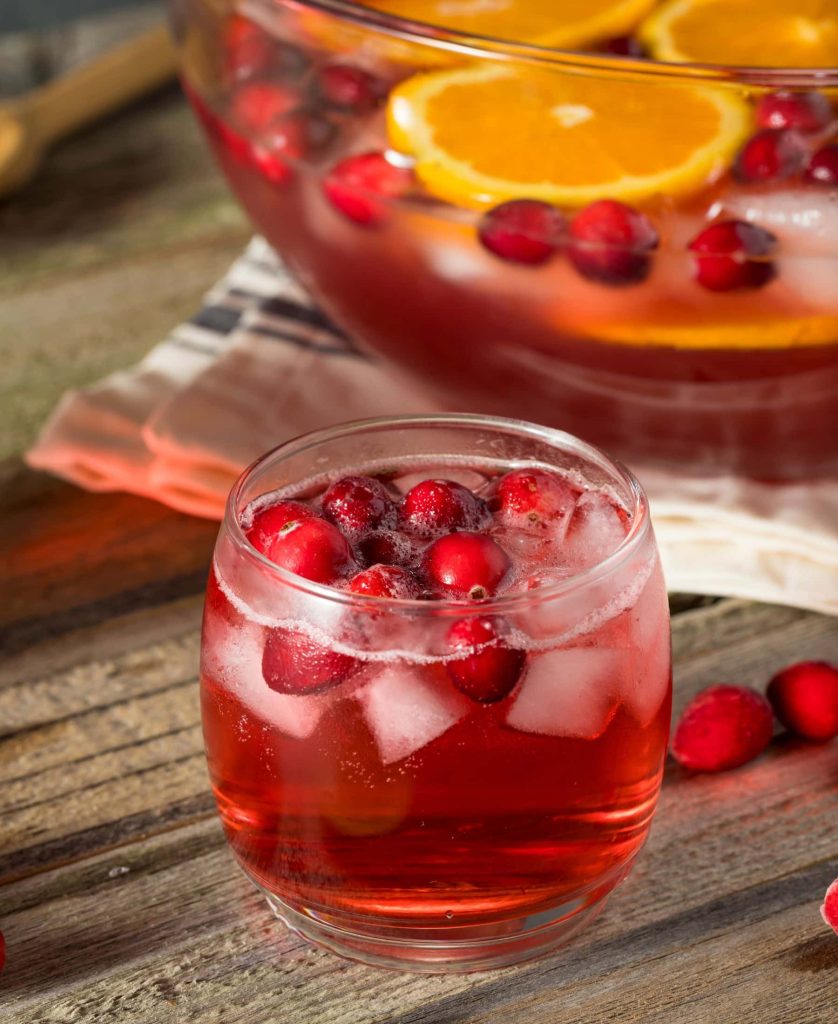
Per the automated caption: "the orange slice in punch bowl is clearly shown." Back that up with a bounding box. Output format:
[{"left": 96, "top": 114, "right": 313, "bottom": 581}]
[
  {"left": 357, "top": 0, "right": 659, "bottom": 48},
  {"left": 640, "top": 0, "right": 838, "bottom": 66},
  {"left": 387, "top": 65, "right": 752, "bottom": 209}
]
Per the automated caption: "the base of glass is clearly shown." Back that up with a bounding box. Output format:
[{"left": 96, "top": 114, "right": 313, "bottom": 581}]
[{"left": 263, "top": 885, "right": 615, "bottom": 973}]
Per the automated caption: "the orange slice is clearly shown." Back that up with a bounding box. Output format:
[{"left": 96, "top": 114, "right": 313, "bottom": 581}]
[
  {"left": 640, "top": 0, "right": 838, "bottom": 67},
  {"left": 357, "top": 0, "right": 658, "bottom": 49},
  {"left": 387, "top": 65, "right": 751, "bottom": 208}
]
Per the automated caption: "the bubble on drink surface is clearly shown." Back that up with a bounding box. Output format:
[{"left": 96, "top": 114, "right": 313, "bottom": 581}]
[
  {"left": 562, "top": 491, "right": 628, "bottom": 570},
  {"left": 359, "top": 663, "right": 470, "bottom": 765},
  {"left": 506, "top": 647, "right": 620, "bottom": 739}
]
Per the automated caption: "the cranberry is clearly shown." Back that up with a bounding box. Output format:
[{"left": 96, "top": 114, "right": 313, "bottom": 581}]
[
  {"left": 755, "top": 91, "right": 832, "bottom": 133},
  {"left": 358, "top": 529, "right": 413, "bottom": 567},
  {"left": 804, "top": 144, "right": 838, "bottom": 186},
  {"left": 568, "top": 199, "right": 658, "bottom": 285},
  {"left": 822, "top": 878, "right": 838, "bottom": 935},
  {"left": 603, "top": 35, "right": 646, "bottom": 57},
  {"left": 316, "top": 63, "right": 382, "bottom": 112},
  {"left": 671, "top": 685, "right": 774, "bottom": 772},
  {"left": 734, "top": 128, "right": 808, "bottom": 183},
  {"left": 446, "top": 616, "right": 525, "bottom": 703},
  {"left": 688, "top": 220, "right": 776, "bottom": 292},
  {"left": 767, "top": 660, "right": 838, "bottom": 742},
  {"left": 263, "top": 626, "right": 359, "bottom": 694},
  {"left": 229, "top": 80, "right": 300, "bottom": 137},
  {"left": 478, "top": 200, "right": 566, "bottom": 265},
  {"left": 400, "top": 479, "right": 488, "bottom": 536},
  {"left": 423, "top": 532, "right": 511, "bottom": 599},
  {"left": 322, "top": 475, "right": 397, "bottom": 535},
  {"left": 267, "top": 517, "right": 355, "bottom": 583},
  {"left": 323, "top": 151, "right": 415, "bottom": 226},
  {"left": 223, "top": 16, "right": 309, "bottom": 84},
  {"left": 246, "top": 500, "right": 316, "bottom": 555},
  {"left": 348, "top": 564, "right": 420, "bottom": 599},
  {"left": 494, "top": 468, "right": 580, "bottom": 524}
]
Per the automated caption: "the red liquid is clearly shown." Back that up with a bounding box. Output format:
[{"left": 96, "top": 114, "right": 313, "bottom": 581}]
[{"left": 186, "top": 82, "right": 838, "bottom": 480}]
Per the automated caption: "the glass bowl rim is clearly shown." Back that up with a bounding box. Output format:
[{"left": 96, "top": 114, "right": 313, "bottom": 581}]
[
  {"left": 249, "top": 0, "right": 838, "bottom": 85},
  {"left": 223, "top": 412, "right": 655, "bottom": 616}
]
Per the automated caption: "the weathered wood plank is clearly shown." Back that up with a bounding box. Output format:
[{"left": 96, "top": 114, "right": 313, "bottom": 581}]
[{"left": 0, "top": 591, "right": 835, "bottom": 1023}]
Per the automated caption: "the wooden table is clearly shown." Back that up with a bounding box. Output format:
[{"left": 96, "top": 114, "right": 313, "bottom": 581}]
[{"left": 2, "top": 86, "right": 838, "bottom": 1024}]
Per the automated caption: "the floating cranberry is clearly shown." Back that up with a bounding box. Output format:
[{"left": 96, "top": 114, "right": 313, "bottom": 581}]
[
  {"left": 734, "top": 128, "right": 808, "bottom": 183},
  {"left": 688, "top": 220, "right": 776, "bottom": 292},
  {"left": 223, "top": 16, "right": 309, "bottom": 84},
  {"left": 400, "top": 479, "right": 489, "bottom": 536},
  {"left": 804, "top": 144, "right": 838, "bottom": 186},
  {"left": 603, "top": 35, "right": 646, "bottom": 57},
  {"left": 671, "top": 684, "right": 774, "bottom": 772},
  {"left": 478, "top": 200, "right": 566, "bottom": 265},
  {"left": 423, "top": 532, "right": 511, "bottom": 599},
  {"left": 348, "top": 564, "right": 420, "bottom": 599},
  {"left": 322, "top": 475, "right": 397, "bottom": 535},
  {"left": 568, "top": 199, "right": 658, "bottom": 285},
  {"left": 267, "top": 517, "right": 355, "bottom": 583},
  {"left": 316, "top": 63, "right": 382, "bottom": 112},
  {"left": 358, "top": 529, "right": 414, "bottom": 567},
  {"left": 767, "top": 660, "right": 838, "bottom": 742},
  {"left": 755, "top": 91, "right": 832, "bottom": 133},
  {"left": 246, "top": 500, "right": 316, "bottom": 555},
  {"left": 822, "top": 878, "right": 838, "bottom": 935},
  {"left": 446, "top": 616, "right": 525, "bottom": 703},
  {"left": 229, "top": 80, "right": 300, "bottom": 136},
  {"left": 263, "top": 626, "right": 359, "bottom": 694},
  {"left": 323, "top": 151, "right": 415, "bottom": 226},
  {"left": 494, "top": 468, "right": 580, "bottom": 524}
]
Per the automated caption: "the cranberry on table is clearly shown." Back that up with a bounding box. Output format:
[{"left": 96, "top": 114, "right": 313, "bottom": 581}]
[
  {"left": 400, "top": 479, "right": 488, "bottom": 536},
  {"left": 734, "top": 128, "right": 808, "bottom": 183},
  {"left": 478, "top": 200, "right": 566, "bottom": 265},
  {"left": 316, "top": 63, "right": 382, "bottom": 113},
  {"left": 823, "top": 878, "right": 838, "bottom": 935},
  {"left": 568, "top": 199, "right": 659, "bottom": 285},
  {"left": 767, "top": 661, "right": 838, "bottom": 741},
  {"left": 423, "top": 532, "right": 511, "bottom": 599},
  {"left": 323, "top": 151, "right": 415, "bottom": 227},
  {"left": 755, "top": 91, "right": 832, "bottom": 133},
  {"left": 267, "top": 517, "right": 355, "bottom": 583},
  {"left": 494, "top": 468, "right": 579, "bottom": 524},
  {"left": 348, "top": 564, "right": 421, "bottom": 599},
  {"left": 688, "top": 220, "right": 776, "bottom": 292},
  {"left": 804, "top": 144, "right": 838, "bottom": 186},
  {"left": 446, "top": 616, "right": 526, "bottom": 703},
  {"left": 262, "top": 627, "right": 359, "bottom": 694},
  {"left": 671, "top": 684, "right": 774, "bottom": 772}
]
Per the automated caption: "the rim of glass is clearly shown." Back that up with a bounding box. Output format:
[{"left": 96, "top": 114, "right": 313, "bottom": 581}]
[
  {"left": 253, "top": 0, "right": 838, "bottom": 85},
  {"left": 224, "top": 413, "right": 653, "bottom": 615}
]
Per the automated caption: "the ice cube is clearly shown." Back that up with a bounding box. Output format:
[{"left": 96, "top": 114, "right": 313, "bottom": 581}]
[
  {"left": 359, "top": 663, "right": 470, "bottom": 765},
  {"left": 204, "top": 616, "right": 331, "bottom": 740},
  {"left": 506, "top": 647, "right": 620, "bottom": 739},
  {"left": 563, "top": 491, "right": 627, "bottom": 570},
  {"left": 390, "top": 467, "right": 490, "bottom": 496},
  {"left": 621, "top": 563, "right": 672, "bottom": 726}
]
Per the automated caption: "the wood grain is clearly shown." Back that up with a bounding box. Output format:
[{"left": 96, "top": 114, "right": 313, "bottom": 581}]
[{"left": 1, "top": 525, "right": 836, "bottom": 1022}]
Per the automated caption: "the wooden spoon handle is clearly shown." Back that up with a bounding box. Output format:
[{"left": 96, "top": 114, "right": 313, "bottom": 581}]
[{"left": 24, "top": 24, "right": 179, "bottom": 147}]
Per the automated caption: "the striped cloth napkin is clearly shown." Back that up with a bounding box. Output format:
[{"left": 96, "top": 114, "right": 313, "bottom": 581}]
[{"left": 26, "top": 238, "right": 838, "bottom": 614}]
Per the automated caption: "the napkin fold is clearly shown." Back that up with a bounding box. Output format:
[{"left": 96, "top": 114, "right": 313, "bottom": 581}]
[{"left": 27, "top": 238, "right": 838, "bottom": 614}]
